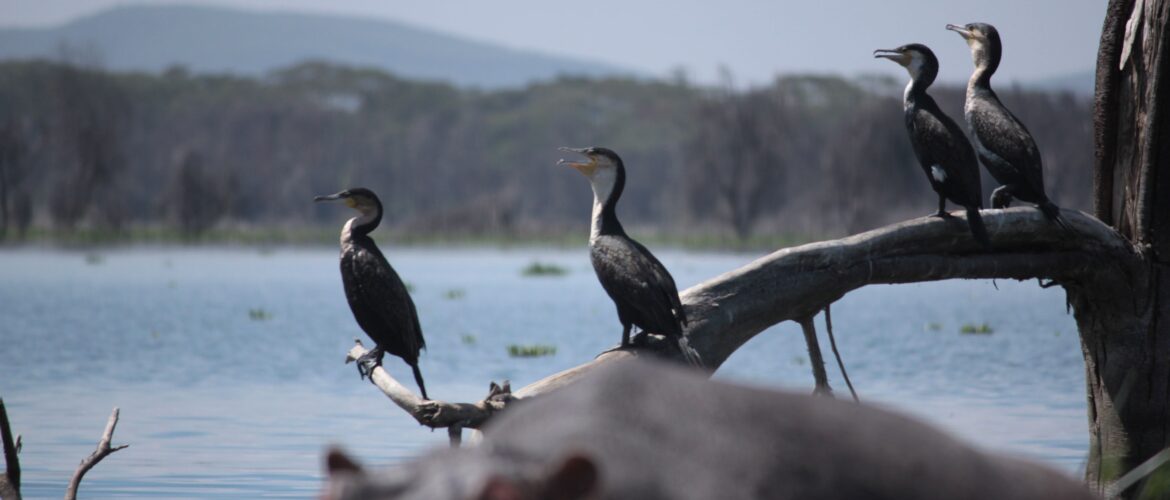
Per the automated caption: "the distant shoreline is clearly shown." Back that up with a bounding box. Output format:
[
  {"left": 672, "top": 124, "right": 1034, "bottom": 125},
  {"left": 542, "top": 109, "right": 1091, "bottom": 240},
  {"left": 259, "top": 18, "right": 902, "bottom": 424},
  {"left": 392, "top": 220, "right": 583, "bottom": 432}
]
[{"left": 0, "top": 226, "right": 815, "bottom": 253}]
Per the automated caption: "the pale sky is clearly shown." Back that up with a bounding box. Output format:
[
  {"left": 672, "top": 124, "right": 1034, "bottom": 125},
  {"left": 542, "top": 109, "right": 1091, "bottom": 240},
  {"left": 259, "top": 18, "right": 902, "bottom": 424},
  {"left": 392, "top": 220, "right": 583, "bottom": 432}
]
[{"left": 6, "top": 1, "right": 1106, "bottom": 85}]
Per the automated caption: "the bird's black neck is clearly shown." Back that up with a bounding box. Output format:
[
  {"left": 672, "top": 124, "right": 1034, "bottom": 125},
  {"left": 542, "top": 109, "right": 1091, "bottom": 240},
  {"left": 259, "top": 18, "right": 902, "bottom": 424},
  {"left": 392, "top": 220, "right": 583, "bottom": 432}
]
[{"left": 591, "top": 165, "right": 626, "bottom": 239}]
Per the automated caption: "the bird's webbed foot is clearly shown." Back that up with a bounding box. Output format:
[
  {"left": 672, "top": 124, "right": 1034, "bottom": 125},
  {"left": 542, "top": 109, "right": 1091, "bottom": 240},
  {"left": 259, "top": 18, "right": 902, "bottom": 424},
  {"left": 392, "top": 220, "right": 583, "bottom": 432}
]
[
  {"left": 931, "top": 210, "right": 955, "bottom": 219},
  {"left": 356, "top": 347, "right": 385, "bottom": 381}
]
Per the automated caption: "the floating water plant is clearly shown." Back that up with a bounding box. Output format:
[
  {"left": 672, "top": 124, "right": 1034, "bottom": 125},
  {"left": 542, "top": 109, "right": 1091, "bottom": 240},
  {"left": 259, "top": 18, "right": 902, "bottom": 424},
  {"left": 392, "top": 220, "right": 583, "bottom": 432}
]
[
  {"left": 248, "top": 308, "right": 272, "bottom": 321},
  {"left": 960, "top": 322, "right": 993, "bottom": 334},
  {"left": 461, "top": 334, "right": 477, "bottom": 345},
  {"left": 443, "top": 288, "right": 466, "bottom": 300},
  {"left": 507, "top": 344, "right": 556, "bottom": 358},
  {"left": 521, "top": 261, "right": 568, "bottom": 277}
]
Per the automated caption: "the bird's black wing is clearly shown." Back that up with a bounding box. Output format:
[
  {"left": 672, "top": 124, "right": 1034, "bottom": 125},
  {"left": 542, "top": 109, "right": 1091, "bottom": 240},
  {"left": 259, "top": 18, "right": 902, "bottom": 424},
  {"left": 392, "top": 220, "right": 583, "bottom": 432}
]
[
  {"left": 908, "top": 98, "right": 983, "bottom": 208},
  {"left": 590, "top": 236, "right": 684, "bottom": 336},
  {"left": 968, "top": 95, "right": 1045, "bottom": 195},
  {"left": 344, "top": 241, "right": 425, "bottom": 360},
  {"left": 628, "top": 238, "right": 688, "bottom": 327}
]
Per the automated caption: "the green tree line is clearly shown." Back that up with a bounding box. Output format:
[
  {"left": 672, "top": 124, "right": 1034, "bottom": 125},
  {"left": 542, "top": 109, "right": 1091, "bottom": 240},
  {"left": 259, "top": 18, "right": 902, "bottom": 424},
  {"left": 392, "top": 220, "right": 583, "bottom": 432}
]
[{"left": 0, "top": 60, "right": 1092, "bottom": 244}]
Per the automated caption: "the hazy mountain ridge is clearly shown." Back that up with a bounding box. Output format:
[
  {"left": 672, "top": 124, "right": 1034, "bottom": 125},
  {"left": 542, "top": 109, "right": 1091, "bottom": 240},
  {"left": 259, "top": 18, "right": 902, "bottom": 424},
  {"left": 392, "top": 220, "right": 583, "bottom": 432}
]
[{"left": 0, "top": 4, "right": 634, "bottom": 88}]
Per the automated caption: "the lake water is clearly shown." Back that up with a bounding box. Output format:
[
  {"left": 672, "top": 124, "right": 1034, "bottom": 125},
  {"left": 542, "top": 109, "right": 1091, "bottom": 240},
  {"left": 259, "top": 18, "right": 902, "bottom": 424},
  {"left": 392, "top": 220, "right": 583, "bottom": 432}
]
[{"left": 0, "top": 246, "right": 1086, "bottom": 498}]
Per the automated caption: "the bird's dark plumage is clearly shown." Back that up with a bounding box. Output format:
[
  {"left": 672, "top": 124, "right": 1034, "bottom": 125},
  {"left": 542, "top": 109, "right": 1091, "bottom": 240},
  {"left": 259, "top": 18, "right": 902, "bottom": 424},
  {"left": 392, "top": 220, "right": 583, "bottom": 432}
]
[
  {"left": 948, "top": 22, "right": 1066, "bottom": 228},
  {"left": 875, "top": 44, "right": 990, "bottom": 247},
  {"left": 315, "top": 187, "right": 429, "bottom": 399},
  {"left": 560, "top": 147, "right": 701, "bottom": 366}
]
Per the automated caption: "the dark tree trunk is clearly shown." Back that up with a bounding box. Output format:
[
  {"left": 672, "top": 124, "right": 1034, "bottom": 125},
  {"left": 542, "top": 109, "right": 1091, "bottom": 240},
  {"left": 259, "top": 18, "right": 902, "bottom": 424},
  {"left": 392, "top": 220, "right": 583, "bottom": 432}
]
[{"left": 1082, "top": 0, "right": 1170, "bottom": 495}]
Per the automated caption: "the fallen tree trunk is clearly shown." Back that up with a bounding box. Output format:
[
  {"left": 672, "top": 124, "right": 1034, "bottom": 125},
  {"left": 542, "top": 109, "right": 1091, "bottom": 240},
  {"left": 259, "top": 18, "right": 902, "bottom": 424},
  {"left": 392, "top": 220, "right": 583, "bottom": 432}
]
[{"left": 352, "top": 207, "right": 1134, "bottom": 425}]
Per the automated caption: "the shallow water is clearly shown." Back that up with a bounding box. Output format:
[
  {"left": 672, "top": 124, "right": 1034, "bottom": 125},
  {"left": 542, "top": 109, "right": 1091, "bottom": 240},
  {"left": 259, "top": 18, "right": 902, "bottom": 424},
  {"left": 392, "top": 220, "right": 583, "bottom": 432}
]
[{"left": 0, "top": 246, "right": 1085, "bottom": 498}]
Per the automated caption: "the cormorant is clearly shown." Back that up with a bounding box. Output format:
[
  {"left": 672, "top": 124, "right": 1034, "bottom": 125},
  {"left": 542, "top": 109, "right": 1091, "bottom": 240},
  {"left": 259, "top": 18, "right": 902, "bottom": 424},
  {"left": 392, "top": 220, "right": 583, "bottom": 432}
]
[
  {"left": 947, "top": 23, "right": 1067, "bottom": 226},
  {"left": 558, "top": 147, "right": 702, "bottom": 366},
  {"left": 874, "top": 44, "right": 990, "bottom": 247},
  {"left": 315, "top": 188, "right": 428, "bottom": 399}
]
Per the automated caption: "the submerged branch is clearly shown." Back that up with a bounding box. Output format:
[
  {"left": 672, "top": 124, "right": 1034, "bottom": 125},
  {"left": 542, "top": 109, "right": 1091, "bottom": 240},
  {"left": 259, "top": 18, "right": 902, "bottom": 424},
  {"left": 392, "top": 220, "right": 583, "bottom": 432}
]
[
  {"left": 349, "top": 208, "right": 1134, "bottom": 429},
  {"left": 65, "top": 408, "right": 128, "bottom": 500}
]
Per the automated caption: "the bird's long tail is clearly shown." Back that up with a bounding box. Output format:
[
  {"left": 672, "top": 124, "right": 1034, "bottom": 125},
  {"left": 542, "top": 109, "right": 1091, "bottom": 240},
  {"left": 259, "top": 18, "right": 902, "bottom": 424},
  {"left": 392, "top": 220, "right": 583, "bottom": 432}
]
[
  {"left": 677, "top": 336, "right": 703, "bottom": 368},
  {"left": 411, "top": 363, "right": 429, "bottom": 400},
  {"left": 1039, "top": 201, "right": 1073, "bottom": 232},
  {"left": 966, "top": 206, "right": 991, "bottom": 248}
]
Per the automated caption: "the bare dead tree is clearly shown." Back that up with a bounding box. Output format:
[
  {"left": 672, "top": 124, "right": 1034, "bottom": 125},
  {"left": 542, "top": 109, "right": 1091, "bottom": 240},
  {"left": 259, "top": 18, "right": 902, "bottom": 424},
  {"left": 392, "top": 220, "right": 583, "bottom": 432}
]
[{"left": 684, "top": 70, "right": 789, "bottom": 241}]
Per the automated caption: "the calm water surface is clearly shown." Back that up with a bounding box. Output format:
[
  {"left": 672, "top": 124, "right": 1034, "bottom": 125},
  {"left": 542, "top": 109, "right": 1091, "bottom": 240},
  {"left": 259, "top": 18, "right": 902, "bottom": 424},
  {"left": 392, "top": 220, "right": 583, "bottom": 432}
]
[{"left": 0, "top": 247, "right": 1085, "bottom": 498}]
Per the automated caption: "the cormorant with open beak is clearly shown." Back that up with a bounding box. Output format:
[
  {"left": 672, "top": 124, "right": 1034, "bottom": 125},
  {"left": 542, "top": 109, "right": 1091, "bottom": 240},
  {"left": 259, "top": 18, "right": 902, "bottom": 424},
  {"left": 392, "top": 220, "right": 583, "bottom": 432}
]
[
  {"left": 874, "top": 44, "right": 990, "bottom": 247},
  {"left": 315, "top": 188, "right": 429, "bottom": 399},
  {"left": 559, "top": 147, "right": 702, "bottom": 367},
  {"left": 947, "top": 23, "right": 1067, "bottom": 227}
]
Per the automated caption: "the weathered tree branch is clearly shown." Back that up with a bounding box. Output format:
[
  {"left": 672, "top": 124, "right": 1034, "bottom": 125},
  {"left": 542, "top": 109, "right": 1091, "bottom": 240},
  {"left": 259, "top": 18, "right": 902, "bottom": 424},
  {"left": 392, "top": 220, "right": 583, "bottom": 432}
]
[
  {"left": 348, "top": 208, "right": 1134, "bottom": 432},
  {"left": 65, "top": 408, "right": 128, "bottom": 500},
  {"left": 345, "top": 342, "right": 513, "bottom": 432},
  {"left": 0, "top": 399, "right": 19, "bottom": 500}
]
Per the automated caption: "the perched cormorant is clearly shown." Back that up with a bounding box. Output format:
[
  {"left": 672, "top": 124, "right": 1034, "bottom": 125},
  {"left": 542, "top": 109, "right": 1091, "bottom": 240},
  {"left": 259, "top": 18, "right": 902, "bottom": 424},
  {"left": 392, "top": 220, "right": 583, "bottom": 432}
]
[
  {"left": 315, "top": 188, "right": 428, "bottom": 399},
  {"left": 558, "top": 147, "right": 702, "bottom": 366},
  {"left": 874, "top": 44, "right": 990, "bottom": 247},
  {"left": 947, "top": 23, "right": 1066, "bottom": 226}
]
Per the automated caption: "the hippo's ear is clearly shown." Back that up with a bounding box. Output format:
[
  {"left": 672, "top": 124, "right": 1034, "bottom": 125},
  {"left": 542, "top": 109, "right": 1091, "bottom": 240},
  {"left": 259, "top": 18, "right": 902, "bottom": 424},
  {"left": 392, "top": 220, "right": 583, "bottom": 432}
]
[
  {"left": 540, "top": 452, "right": 598, "bottom": 500},
  {"left": 325, "top": 447, "right": 364, "bottom": 476}
]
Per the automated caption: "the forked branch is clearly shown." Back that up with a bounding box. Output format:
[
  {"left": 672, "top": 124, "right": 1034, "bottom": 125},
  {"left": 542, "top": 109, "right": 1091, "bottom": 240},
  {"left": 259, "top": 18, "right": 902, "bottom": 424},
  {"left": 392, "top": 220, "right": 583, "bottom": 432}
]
[{"left": 65, "top": 408, "right": 128, "bottom": 500}]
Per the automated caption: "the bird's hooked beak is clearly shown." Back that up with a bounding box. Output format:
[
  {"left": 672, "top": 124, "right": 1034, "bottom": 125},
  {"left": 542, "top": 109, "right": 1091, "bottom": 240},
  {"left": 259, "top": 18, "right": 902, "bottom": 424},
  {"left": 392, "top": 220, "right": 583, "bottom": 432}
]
[
  {"left": 314, "top": 191, "right": 356, "bottom": 208},
  {"left": 557, "top": 147, "right": 598, "bottom": 177},
  {"left": 873, "top": 49, "right": 909, "bottom": 66},
  {"left": 946, "top": 24, "right": 973, "bottom": 40}
]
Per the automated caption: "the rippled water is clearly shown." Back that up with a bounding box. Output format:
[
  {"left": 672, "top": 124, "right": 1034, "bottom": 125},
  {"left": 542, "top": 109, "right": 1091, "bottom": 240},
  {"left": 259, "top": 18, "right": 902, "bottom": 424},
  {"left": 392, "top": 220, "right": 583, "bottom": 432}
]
[{"left": 0, "top": 247, "right": 1085, "bottom": 498}]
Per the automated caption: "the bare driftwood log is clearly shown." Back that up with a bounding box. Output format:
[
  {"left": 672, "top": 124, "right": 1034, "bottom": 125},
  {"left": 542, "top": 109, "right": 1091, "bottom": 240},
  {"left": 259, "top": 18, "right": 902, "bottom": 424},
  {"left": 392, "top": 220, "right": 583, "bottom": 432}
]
[
  {"left": 64, "top": 408, "right": 127, "bottom": 500},
  {"left": 347, "top": 208, "right": 1133, "bottom": 431}
]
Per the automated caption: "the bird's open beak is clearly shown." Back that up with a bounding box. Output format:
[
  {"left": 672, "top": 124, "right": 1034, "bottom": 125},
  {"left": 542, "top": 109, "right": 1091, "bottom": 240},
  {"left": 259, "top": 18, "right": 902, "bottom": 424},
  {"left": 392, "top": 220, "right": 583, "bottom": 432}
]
[
  {"left": 314, "top": 192, "right": 345, "bottom": 203},
  {"left": 873, "top": 49, "right": 908, "bottom": 65},
  {"left": 557, "top": 147, "right": 597, "bottom": 177},
  {"left": 946, "top": 24, "right": 973, "bottom": 39}
]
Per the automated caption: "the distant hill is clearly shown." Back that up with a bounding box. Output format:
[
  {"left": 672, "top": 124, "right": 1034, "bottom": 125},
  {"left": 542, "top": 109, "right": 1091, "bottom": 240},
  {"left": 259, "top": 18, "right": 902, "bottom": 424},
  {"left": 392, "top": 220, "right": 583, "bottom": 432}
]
[{"left": 0, "top": 4, "right": 634, "bottom": 88}]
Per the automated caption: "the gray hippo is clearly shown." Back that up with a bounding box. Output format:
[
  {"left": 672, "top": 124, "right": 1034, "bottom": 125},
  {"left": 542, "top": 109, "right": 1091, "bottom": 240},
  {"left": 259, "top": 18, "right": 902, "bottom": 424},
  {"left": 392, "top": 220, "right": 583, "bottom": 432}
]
[{"left": 323, "top": 359, "right": 1095, "bottom": 500}]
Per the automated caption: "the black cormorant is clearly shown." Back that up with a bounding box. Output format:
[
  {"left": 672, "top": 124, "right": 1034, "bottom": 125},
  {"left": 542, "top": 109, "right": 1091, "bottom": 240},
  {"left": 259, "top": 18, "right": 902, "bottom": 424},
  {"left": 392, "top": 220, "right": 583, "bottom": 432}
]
[
  {"left": 315, "top": 188, "right": 428, "bottom": 399},
  {"left": 947, "top": 23, "right": 1066, "bottom": 226},
  {"left": 874, "top": 44, "right": 990, "bottom": 247},
  {"left": 558, "top": 147, "right": 702, "bottom": 366}
]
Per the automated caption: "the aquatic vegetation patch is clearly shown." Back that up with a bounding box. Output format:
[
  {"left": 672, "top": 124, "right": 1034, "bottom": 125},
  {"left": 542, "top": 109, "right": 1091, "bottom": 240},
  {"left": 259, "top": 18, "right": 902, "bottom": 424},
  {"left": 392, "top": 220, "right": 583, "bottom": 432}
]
[
  {"left": 959, "top": 322, "right": 993, "bottom": 334},
  {"left": 521, "top": 261, "right": 568, "bottom": 277},
  {"left": 248, "top": 308, "right": 273, "bottom": 321},
  {"left": 507, "top": 344, "right": 557, "bottom": 358}
]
